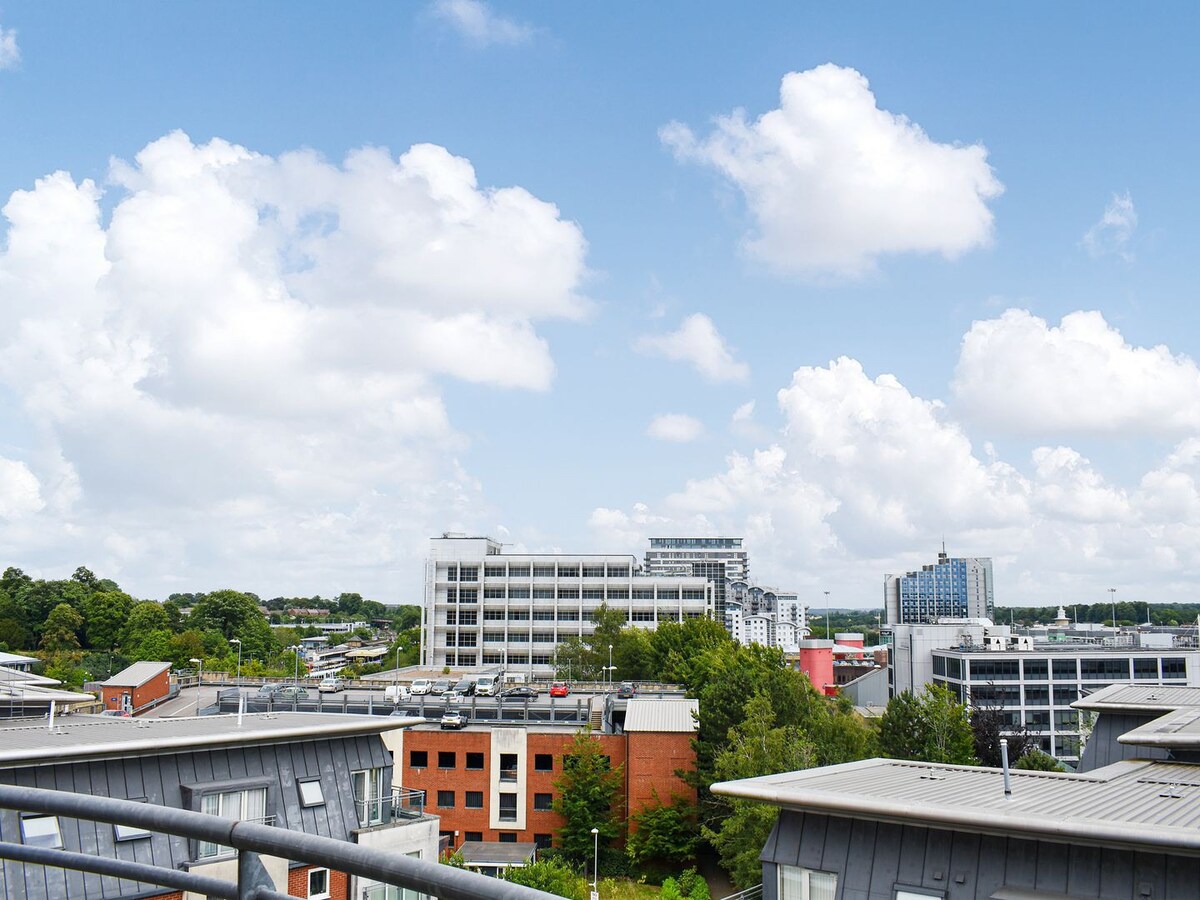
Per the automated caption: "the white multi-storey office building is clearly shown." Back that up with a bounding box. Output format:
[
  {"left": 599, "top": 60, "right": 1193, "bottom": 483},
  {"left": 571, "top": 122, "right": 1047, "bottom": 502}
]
[
  {"left": 644, "top": 536, "right": 747, "bottom": 624},
  {"left": 423, "top": 534, "right": 714, "bottom": 673}
]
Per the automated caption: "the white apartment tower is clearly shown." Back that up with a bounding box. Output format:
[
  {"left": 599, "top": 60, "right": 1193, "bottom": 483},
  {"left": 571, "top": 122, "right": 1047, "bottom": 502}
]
[
  {"left": 644, "top": 537, "right": 748, "bottom": 625},
  {"left": 423, "top": 534, "right": 715, "bottom": 673}
]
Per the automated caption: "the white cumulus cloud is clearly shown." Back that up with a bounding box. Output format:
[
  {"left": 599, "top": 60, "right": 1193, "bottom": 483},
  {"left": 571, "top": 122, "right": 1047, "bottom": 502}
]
[
  {"left": 953, "top": 309, "right": 1200, "bottom": 436},
  {"left": 0, "top": 24, "right": 18, "bottom": 70},
  {"left": 0, "top": 131, "right": 588, "bottom": 597},
  {"left": 1082, "top": 192, "right": 1137, "bottom": 260},
  {"left": 661, "top": 63, "right": 1003, "bottom": 278},
  {"left": 430, "top": 0, "right": 534, "bottom": 46},
  {"left": 647, "top": 414, "right": 705, "bottom": 443},
  {"left": 634, "top": 313, "right": 750, "bottom": 383}
]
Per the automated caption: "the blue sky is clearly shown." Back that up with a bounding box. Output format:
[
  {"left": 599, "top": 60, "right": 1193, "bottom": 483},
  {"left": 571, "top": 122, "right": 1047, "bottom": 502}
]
[{"left": 1, "top": 3, "right": 1199, "bottom": 608}]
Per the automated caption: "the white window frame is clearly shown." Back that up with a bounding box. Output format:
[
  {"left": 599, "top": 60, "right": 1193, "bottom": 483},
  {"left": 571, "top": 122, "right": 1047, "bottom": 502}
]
[
  {"left": 197, "top": 787, "right": 268, "bottom": 860},
  {"left": 307, "top": 866, "right": 330, "bottom": 899},
  {"left": 298, "top": 779, "right": 325, "bottom": 808},
  {"left": 778, "top": 864, "right": 837, "bottom": 900},
  {"left": 21, "top": 814, "right": 63, "bottom": 849}
]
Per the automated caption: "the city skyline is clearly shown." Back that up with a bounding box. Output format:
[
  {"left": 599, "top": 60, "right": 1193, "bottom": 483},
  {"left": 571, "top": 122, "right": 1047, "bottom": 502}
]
[{"left": 1, "top": 5, "right": 1199, "bottom": 607}]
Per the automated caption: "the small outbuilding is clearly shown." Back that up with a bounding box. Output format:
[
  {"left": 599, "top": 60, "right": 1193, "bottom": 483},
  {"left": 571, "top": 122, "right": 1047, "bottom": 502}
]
[{"left": 100, "top": 661, "right": 172, "bottom": 715}]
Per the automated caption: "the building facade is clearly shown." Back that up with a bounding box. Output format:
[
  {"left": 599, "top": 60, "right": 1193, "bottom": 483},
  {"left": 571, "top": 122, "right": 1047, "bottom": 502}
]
[
  {"left": 725, "top": 581, "right": 808, "bottom": 651},
  {"left": 394, "top": 699, "right": 698, "bottom": 850},
  {"left": 884, "top": 548, "right": 994, "bottom": 624},
  {"left": 644, "top": 536, "right": 747, "bottom": 624},
  {"left": 0, "top": 713, "right": 437, "bottom": 900},
  {"left": 423, "top": 535, "right": 714, "bottom": 673},
  {"left": 716, "top": 755, "right": 1200, "bottom": 900}
]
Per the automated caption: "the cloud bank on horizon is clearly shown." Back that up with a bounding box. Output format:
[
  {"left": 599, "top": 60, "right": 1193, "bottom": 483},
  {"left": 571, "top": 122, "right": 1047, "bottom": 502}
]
[{"left": 0, "top": 43, "right": 1195, "bottom": 608}]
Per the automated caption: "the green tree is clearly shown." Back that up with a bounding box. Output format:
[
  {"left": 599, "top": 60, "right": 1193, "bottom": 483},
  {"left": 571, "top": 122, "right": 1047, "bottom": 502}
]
[
  {"left": 552, "top": 729, "right": 624, "bottom": 865},
  {"left": 625, "top": 792, "right": 699, "bottom": 867},
  {"left": 502, "top": 858, "right": 586, "bottom": 899},
  {"left": 1016, "top": 749, "right": 1065, "bottom": 772},
  {"left": 879, "top": 685, "right": 976, "bottom": 765},
  {"left": 81, "top": 590, "right": 135, "bottom": 651},
  {"left": 660, "top": 878, "right": 682, "bottom": 900},
  {"left": 703, "top": 692, "right": 818, "bottom": 887},
  {"left": 41, "top": 603, "right": 84, "bottom": 652},
  {"left": 970, "top": 704, "right": 1032, "bottom": 767},
  {"left": 188, "top": 589, "right": 276, "bottom": 658}
]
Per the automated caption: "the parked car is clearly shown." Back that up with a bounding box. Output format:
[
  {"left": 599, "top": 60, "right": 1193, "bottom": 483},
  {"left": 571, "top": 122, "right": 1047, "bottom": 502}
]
[
  {"left": 549, "top": 682, "right": 570, "bottom": 698},
  {"left": 440, "top": 710, "right": 467, "bottom": 729},
  {"left": 617, "top": 682, "right": 637, "bottom": 699},
  {"left": 453, "top": 676, "right": 476, "bottom": 696},
  {"left": 410, "top": 678, "right": 433, "bottom": 696},
  {"left": 99, "top": 708, "right": 131, "bottom": 718},
  {"left": 431, "top": 678, "right": 453, "bottom": 694},
  {"left": 275, "top": 685, "right": 309, "bottom": 701},
  {"left": 318, "top": 676, "right": 346, "bottom": 694},
  {"left": 500, "top": 686, "right": 539, "bottom": 701},
  {"left": 385, "top": 684, "right": 411, "bottom": 703},
  {"left": 441, "top": 690, "right": 461, "bottom": 705},
  {"left": 255, "top": 683, "right": 282, "bottom": 699}
]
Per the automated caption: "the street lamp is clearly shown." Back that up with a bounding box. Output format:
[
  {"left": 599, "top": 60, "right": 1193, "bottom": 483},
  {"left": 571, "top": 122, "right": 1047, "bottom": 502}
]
[
  {"left": 608, "top": 645, "right": 613, "bottom": 688},
  {"left": 1108, "top": 587, "right": 1118, "bottom": 631},
  {"left": 230, "top": 638, "right": 242, "bottom": 686},
  {"left": 824, "top": 591, "right": 831, "bottom": 640},
  {"left": 591, "top": 826, "right": 599, "bottom": 895},
  {"left": 189, "top": 658, "right": 203, "bottom": 713},
  {"left": 394, "top": 644, "right": 402, "bottom": 695}
]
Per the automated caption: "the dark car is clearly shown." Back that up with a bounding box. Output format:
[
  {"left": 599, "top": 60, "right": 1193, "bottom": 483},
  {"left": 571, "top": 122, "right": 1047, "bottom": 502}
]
[
  {"left": 617, "top": 682, "right": 637, "bottom": 699},
  {"left": 453, "top": 676, "right": 476, "bottom": 696},
  {"left": 500, "top": 686, "right": 539, "bottom": 701}
]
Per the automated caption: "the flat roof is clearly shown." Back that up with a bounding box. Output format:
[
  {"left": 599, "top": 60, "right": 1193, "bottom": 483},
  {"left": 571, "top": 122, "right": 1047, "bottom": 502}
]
[
  {"left": 624, "top": 698, "right": 699, "bottom": 733},
  {"left": 1118, "top": 708, "right": 1200, "bottom": 749},
  {"left": 1073, "top": 684, "right": 1200, "bottom": 713},
  {"left": 0, "top": 651, "right": 38, "bottom": 665},
  {"left": 102, "top": 660, "right": 172, "bottom": 688},
  {"left": 713, "top": 757, "right": 1200, "bottom": 855},
  {"left": 0, "top": 712, "right": 423, "bottom": 766},
  {"left": 457, "top": 841, "right": 537, "bottom": 866}
]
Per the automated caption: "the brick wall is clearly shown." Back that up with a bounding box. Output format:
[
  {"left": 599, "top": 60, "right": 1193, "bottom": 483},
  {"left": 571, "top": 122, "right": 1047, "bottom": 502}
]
[
  {"left": 287, "top": 864, "right": 350, "bottom": 900},
  {"left": 398, "top": 727, "right": 694, "bottom": 848}
]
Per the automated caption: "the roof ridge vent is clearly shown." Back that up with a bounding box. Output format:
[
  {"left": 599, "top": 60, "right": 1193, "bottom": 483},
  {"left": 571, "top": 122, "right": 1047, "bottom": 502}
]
[{"left": 1159, "top": 784, "right": 1184, "bottom": 799}]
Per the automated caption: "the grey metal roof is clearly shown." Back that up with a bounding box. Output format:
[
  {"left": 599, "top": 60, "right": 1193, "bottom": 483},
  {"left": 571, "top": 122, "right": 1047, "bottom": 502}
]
[
  {"left": 457, "top": 841, "right": 537, "bottom": 866},
  {"left": 101, "top": 660, "right": 172, "bottom": 687},
  {"left": 623, "top": 698, "right": 699, "bottom": 732},
  {"left": 0, "top": 651, "right": 37, "bottom": 666},
  {"left": 713, "top": 757, "right": 1200, "bottom": 855},
  {"left": 1118, "top": 708, "right": 1200, "bottom": 749},
  {"left": 0, "top": 712, "right": 423, "bottom": 765},
  {"left": 1073, "top": 683, "right": 1200, "bottom": 713}
]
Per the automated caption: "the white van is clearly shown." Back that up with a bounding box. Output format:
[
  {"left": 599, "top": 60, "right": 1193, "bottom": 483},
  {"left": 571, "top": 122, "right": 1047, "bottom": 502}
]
[
  {"left": 474, "top": 673, "right": 503, "bottom": 696},
  {"left": 385, "top": 684, "right": 411, "bottom": 703}
]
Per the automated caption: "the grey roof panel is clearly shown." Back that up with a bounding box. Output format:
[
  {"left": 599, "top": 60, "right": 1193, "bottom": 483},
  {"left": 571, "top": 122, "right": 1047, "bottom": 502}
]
[
  {"left": 1073, "top": 684, "right": 1200, "bottom": 713},
  {"left": 1118, "top": 708, "right": 1200, "bottom": 749},
  {"left": 623, "top": 698, "right": 699, "bottom": 732},
  {"left": 713, "top": 757, "right": 1200, "bottom": 855},
  {"left": 101, "top": 661, "right": 173, "bottom": 688},
  {"left": 457, "top": 841, "right": 537, "bottom": 865},
  {"left": 0, "top": 712, "right": 422, "bottom": 765}
]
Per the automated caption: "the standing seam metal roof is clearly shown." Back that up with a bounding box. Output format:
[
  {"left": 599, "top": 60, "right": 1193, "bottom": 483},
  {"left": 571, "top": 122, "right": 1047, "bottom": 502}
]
[
  {"left": 623, "top": 698, "right": 699, "bottom": 732},
  {"left": 712, "top": 757, "right": 1200, "bottom": 854},
  {"left": 101, "top": 660, "right": 172, "bottom": 688}
]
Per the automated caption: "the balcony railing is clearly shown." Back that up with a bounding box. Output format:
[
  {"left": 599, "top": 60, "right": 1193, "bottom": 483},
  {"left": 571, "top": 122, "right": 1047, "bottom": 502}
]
[
  {"left": 499, "top": 768, "right": 518, "bottom": 783},
  {"left": 354, "top": 788, "right": 427, "bottom": 828},
  {"left": 0, "top": 784, "right": 556, "bottom": 900}
]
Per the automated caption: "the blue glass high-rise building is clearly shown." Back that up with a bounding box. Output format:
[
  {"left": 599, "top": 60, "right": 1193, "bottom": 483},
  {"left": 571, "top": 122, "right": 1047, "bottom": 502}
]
[{"left": 884, "top": 548, "right": 994, "bottom": 624}]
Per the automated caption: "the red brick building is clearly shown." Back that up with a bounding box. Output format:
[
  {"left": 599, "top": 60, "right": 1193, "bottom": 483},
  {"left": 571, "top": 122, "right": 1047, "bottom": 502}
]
[
  {"left": 396, "top": 698, "right": 699, "bottom": 851},
  {"left": 100, "top": 661, "right": 173, "bottom": 714}
]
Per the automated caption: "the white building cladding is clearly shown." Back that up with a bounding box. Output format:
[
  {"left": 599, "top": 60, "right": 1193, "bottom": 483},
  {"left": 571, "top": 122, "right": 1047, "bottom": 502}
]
[
  {"left": 644, "top": 536, "right": 747, "bottom": 624},
  {"left": 725, "top": 581, "right": 809, "bottom": 652},
  {"left": 423, "top": 534, "right": 714, "bottom": 672}
]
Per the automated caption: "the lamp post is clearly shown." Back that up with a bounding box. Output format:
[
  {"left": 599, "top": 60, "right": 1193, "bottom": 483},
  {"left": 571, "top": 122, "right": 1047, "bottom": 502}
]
[
  {"left": 294, "top": 648, "right": 301, "bottom": 685},
  {"left": 608, "top": 645, "right": 613, "bottom": 689},
  {"left": 230, "top": 638, "right": 242, "bottom": 686},
  {"left": 394, "top": 644, "right": 402, "bottom": 694},
  {"left": 591, "top": 826, "right": 599, "bottom": 896},
  {"left": 189, "top": 658, "right": 203, "bottom": 713},
  {"left": 1108, "top": 587, "right": 1118, "bottom": 631},
  {"left": 824, "top": 591, "right": 831, "bottom": 640}
]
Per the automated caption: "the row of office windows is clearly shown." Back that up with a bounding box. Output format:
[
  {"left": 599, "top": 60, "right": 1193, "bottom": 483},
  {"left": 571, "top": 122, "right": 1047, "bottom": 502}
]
[
  {"left": 434, "top": 790, "right": 556, "bottom": 813},
  {"left": 444, "top": 564, "right": 637, "bottom": 581},
  {"left": 444, "top": 652, "right": 556, "bottom": 666},
  {"left": 933, "top": 655, "right": 1189, "bottom": 681},
  {"left": 410, "top": 750, "right": 557, "bottom": 771},
  {"left": 445, "top": 588, "right": 705, "bottom": 604}
]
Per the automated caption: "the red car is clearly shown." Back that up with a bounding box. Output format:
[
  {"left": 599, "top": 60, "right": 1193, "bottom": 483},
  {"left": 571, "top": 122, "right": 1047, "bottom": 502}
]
[{"left": 549, "top": 681, "right": 570, "bottom": 697}]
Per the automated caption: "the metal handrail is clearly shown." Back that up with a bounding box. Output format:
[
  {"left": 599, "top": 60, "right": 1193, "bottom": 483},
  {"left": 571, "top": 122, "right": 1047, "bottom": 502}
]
[{"left": 0, "top": 784, "right": 558, "bottom": 900}]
